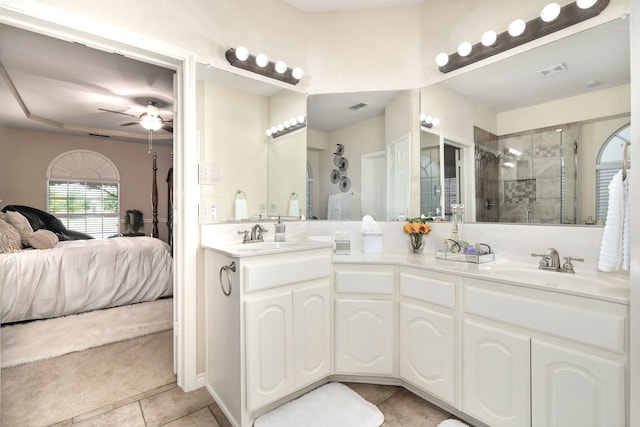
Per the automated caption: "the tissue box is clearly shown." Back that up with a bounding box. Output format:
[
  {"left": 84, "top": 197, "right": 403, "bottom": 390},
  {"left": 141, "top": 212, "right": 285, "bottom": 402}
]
[
  {"left": 361, "top": 231, "right": 383, "bottom": 253},
  {"left": 335, "top": 239, "right": 351, "bottom": 255}
]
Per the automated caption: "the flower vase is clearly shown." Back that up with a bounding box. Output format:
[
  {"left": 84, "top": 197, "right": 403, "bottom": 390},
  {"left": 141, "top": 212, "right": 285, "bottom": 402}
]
[{"left": 408, "top": 234, "right": 425, "bottom": 254}]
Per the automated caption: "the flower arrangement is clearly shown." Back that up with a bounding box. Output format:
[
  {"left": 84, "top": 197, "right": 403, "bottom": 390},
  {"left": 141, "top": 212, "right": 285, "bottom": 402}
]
[{"left": 403, "top": 217, "right": 432, "bottom": 254}]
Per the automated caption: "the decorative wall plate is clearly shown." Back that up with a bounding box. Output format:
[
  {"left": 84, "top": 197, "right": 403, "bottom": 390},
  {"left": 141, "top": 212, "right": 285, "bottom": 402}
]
[
  {"left": 330, "top": 169, "right": 341, "bottom": 184},
  {"left": 338, "top": 157, "right": 349, "bottom": 172},
  {"left": 335, "top": 144, "right": 344, "bottom": 156},
  {"left": 339, "top": 176, "right": 351, "bottom": 192},
  {"left": 334, "top": 154, "right": 343, "bottom": 166}
]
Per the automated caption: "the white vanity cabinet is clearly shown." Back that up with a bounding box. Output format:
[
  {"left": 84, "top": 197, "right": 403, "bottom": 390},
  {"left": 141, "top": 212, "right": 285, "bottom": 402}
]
[
  {"left": 334, "top": 264, "right": 395, "bottom": 376},
  {"left": 461, "top": 277, "right": 628, "bottom": 427},
  {"left": 397, "top": 268, "right": 457, "bottom": 406},
  {"left": 205, "top": 247, "right": 332, "bottom": 427}
]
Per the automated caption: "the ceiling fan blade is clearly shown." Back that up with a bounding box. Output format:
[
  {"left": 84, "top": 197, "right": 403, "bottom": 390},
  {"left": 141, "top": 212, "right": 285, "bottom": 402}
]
[
  {"left": 162, "top": 123, "right": 173, "bottom": 133},
  {"left": 98, "top": 108, "right": 139, "bottom": 119},
  {"left": 120, "top": 122, "right": 140, "bottom": 126}
]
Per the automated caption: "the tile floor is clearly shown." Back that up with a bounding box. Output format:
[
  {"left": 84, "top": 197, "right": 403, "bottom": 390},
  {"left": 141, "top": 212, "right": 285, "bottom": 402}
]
[{"left": 50, "top": 381, "right": 457, "bottom": 426}]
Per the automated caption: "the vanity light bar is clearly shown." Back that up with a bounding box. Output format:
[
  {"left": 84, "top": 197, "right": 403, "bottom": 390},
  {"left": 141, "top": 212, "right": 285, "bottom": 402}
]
[
  {"left": 266, "top": 115, "right": 306, "bottom": 139},
  {"left": 436, "top": 0, "right": 609, "bottom": 74},
  {"left": 225, "top": 47, "right": 304, "bottom": 85},
  {"left": 420, "top": 113, "right": 440, "bottom": 128}
]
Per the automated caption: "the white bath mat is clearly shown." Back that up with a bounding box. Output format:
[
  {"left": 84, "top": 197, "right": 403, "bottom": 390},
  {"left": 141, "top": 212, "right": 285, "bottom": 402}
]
[
  {"left": 254, "top": 382, "right": 384, "bottom": 427},
  {"left": 1, "top": 298, "right": 172, "bottom": 368}
]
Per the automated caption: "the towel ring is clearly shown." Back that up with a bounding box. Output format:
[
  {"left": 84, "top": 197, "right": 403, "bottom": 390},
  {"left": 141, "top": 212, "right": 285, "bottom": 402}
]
[
  {"left": 219, "top": 261, "right": 236, "bottom": 296},
  {"left": 235, "top": 190, "right": 246, "bottom": 200}
]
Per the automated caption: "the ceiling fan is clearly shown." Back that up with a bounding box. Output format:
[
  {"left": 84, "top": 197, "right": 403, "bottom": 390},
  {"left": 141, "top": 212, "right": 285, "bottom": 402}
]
[{"left": 98, "top": 101, "right": 173, "bottom": 133}]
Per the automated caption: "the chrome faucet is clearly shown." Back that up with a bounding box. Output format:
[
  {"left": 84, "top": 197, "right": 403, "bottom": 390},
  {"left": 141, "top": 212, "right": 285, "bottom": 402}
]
[
  {"left": 531, "top": 248, "right": 583, "bottom": 273},
  {"left": 237, "top": 224, "right": 268, "bottom": 243}
]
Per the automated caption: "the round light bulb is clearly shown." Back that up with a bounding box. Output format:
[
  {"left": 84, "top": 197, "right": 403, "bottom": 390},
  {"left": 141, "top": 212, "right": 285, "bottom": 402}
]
[
  {"left": 508, "top": 19, "right": 526, "bottom": 37},
  {"left": 419, "top": 113, "right": 426, "bottom": 122},
  {"left": 297, "top": 115, "right": 305, "bottom": 123},
  {"left": 277, "top": 124, "right": 284, "bottom": 132},
  {"left": 425, "top": 115, "right": 433, "bottom": 124},
  {"left": 481, "top": 30, "right": 497, "bottom": 47},
  {"left": 283, "top": 120, "right": 291, "bottom": 128},
  {"left": 435, "top": 52, "right": 449, "bottom": 67},
  {"left": 256, "top": 53, "right": 269, "bottom": 67},
  {"left": 432, "top": 118, "right": 440, "bottom": 127},
  {"left": 271, "top": 126, "right": 278, "bottom": 134},
  {"left": 576, "top": 0, "right": 597, "bottom": 9},
  {"left": 235, "top": 46, "right": 249, "bottom": 61},
  {"left": 292, "top": 67, "right": 304, "bottom": 80},
  {"left": 540, "top": 3, "right": 561, "bottom": 22},
  {"left": 275, "top": 60, "right": 287, "bottom": 74},
  {"left": 457, "top": 42, "right": 472, "bottom": 57},
  {"left": 266, "top": 129, "right": 272, "bottom": 136}
]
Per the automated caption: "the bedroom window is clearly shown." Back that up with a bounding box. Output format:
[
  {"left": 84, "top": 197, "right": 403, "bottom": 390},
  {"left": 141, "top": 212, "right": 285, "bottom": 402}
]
[{"left": 47, "top": 150, "right": 120, "bottom": 239}]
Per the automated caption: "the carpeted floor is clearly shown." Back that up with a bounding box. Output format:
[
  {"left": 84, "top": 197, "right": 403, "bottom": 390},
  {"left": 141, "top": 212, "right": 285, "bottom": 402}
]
[{"left": 1, "top": 330, "right": 176, "bottom": 427}]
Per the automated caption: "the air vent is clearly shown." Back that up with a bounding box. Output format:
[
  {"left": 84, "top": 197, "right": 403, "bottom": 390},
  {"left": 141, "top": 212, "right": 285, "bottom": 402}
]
[
  {"left": 537, "top": 62, "right": 568, "bottom": 77},
  {"left": 348, "top": 102, "right": 368, "bottom": 111}
]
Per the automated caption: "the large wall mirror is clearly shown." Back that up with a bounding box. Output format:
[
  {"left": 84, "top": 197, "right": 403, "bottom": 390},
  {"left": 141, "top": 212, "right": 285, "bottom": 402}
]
[
  {"left": 420, "top": 17, "right": 630, "bottom": 225},
  {"left": 306, "top": 89, "right": 419, "bottom": 221},
  {"left": 196, "top": 65, "right": 307, "bottom": 223}
]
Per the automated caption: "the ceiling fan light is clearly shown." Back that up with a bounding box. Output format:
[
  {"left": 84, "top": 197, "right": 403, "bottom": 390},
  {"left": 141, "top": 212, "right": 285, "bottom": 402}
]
[
  {"left": 576, "top": 0, "right": 597, "bottom": 9},
  {"left": 508, "top": 19, "right": 526, "bottom": 37},
  {"left": 140, "top": 116, "right": 162, "bottom": 131},
  {"left": 541, "top": 3, "right": 561, "bottom": 22},
  {"left": 146, "top": 102, "right": 159, "bottom": 117}
]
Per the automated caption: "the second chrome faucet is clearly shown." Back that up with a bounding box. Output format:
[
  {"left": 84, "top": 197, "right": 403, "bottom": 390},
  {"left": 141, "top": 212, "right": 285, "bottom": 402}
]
[{"left": 531, "top": 248, "right": 583, "bottom": 273}]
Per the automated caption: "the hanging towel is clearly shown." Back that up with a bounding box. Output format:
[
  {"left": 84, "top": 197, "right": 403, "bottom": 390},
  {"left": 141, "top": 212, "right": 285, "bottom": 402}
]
[
  {"left": 288, "top": 199, "right": 300, "bottom": 217},
  {"left": 598, "top": 169, "right": 630, "bottom": 272},
  {"left": 328, "top": 193, "right": 353, "bottom": 220},
  {"left": 234, "top": 198, "right": 248, "bottom": 221}
]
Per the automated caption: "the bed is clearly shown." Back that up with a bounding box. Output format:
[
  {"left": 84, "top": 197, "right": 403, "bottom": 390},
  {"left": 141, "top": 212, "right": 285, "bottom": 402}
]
[
  {"left": 0, "top": 154, "right": 173, "bottom": 324},
  {"left": 0, "top": 237, "right": 173, "bottom": 323}
]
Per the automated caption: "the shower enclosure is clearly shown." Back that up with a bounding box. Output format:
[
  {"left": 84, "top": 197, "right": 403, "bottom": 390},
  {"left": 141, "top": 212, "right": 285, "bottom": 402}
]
[{"left": 475, "top": 123, "right": 578, "bottom": 224}]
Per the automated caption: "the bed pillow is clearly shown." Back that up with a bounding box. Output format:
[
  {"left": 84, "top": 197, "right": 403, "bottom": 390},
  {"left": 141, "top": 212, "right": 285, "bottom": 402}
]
[
  {"left": 0, "top": 218, "right": 22, "bottom": 253},
  {"left": 26, "top": 229, "right": 59, "bottom": 249},
  {"left": 4, "top": 210, "right": 34, "bottom": 247}
]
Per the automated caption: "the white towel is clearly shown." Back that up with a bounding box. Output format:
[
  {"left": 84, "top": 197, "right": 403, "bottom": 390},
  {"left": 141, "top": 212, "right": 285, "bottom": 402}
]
[
  {"left": 598, "top": 169, "right": 630, "bottom": 272},
  {"left": 288, "top": 199, "right": 300, "bottom": 217},
  {"left": 328, "top": 193, "right": 353, "bottom": 220},
  {"left": 234, "top": 198, "right": 248, "bottom": 221}
]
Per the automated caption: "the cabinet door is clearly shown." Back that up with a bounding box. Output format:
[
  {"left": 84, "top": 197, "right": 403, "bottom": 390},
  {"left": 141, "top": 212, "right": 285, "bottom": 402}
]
[
  {"left": 463, "top": 318, "right": 531, "bottom": 427},
  {"left": 335, "top": 299, "right": 394, "bottom": 375},
  {"left": 531, "top": 340, "right": 625, "bottom": 427},
  {"left": 245, "top": 291, "right": 293, "bottom": 412},
  {"left": 399, "top": 301, "right": 455, "bottom": 405},
  {"left": 293, "top": 281, "right": 331, "bottom": 388}
]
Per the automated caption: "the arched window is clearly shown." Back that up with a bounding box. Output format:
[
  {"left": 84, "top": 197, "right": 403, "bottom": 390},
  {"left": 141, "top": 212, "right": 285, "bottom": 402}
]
[
  {"left": 47, "top": 150, "right": 120, "bottom": 239},
  {"left": 595, "top": 123, "right": 631, "bottom": 222}
]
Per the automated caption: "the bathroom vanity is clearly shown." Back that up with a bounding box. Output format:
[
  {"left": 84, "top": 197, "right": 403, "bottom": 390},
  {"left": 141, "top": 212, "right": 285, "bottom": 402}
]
[{"left": 203, "top": 236, "right": 629, "bottom": 427}]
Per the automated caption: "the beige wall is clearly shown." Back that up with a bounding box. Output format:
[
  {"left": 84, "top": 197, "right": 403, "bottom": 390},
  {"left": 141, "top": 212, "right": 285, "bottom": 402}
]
[{"left": 0, "top": 127, "right": 173, "bottom": 242}]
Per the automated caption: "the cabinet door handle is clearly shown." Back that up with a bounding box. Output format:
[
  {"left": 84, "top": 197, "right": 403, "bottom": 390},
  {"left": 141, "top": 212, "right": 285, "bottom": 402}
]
[{"left": 219, "top": 262, "right": 236, "bottom": 296}]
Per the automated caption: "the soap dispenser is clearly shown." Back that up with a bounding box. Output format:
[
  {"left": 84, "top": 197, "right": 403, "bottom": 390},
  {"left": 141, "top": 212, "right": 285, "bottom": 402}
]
[{"left": 275, "top": 216, "right": 286, "bottom": 242}]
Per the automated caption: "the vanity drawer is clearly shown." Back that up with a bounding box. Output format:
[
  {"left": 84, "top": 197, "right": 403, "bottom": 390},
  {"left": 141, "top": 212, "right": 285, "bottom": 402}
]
[
  {"left": 463, "top": 278, "right": 626, "bottom": 353},
  {"left": 399, "top": 272, "right": 456, "bottom": 308},
  {"left": 335, "top": 269, "right": 395, "bottom": 294},
  {"left": 243, "top": 250, "right": 331, "bottom": 292}
]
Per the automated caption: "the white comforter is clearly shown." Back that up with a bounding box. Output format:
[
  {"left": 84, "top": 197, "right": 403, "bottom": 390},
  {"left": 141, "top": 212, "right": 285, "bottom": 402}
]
[{"left": 1, "top": 237, "right": 173, "bottom": 323}]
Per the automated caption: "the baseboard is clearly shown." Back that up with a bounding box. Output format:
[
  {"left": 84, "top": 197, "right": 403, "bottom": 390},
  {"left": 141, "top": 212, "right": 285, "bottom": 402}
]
[{"left": 196, "top": 372, "right": 207, "bottom": 389}]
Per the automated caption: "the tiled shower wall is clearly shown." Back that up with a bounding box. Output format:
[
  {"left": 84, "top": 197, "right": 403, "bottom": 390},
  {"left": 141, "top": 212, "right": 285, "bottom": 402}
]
[{"left": 475, "top": 123, "right": 578, "bottom": 224}]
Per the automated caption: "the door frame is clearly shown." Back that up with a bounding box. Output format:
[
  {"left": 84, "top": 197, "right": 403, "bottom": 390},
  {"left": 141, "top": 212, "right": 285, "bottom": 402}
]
[{"left": 0, "top": 1, "right": 200, "bottom": 391}]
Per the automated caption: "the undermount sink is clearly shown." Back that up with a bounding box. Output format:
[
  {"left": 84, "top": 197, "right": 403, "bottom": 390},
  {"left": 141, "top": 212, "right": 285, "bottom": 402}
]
[
  {"left": 218, "top": 239, "right": 333, "bottom": 257},
  {"left": 488, "top": 266, "right": 627, "bottom": 289},
  {"left": 232, "top": 241, "right": 305, "bottom": 252}
]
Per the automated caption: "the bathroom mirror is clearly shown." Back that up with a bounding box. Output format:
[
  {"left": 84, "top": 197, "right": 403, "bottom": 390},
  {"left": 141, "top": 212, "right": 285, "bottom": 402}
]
[
  {"left": 420, "top": 17, "right": 630, "bottom": 225},
  {"left": 306, "top": 89, "right": 418, "bottom": 221},
  {"left": 196, "top": 64, "right": 306, "bottom": 222}
]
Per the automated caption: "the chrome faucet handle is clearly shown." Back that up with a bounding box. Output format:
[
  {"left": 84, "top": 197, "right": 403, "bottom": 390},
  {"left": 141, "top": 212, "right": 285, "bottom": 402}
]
[
  {"left": 237, "top": 230, "right": 250, "bottom": 243},
  {"left": 562, "top": 256, "right": 584, "bottom": 273},
  {"left": 531, "top": 253, "right": 550, "bottom": 268},
  {"left": 256, "top": 225, "right": 268, "bottom": 240}
]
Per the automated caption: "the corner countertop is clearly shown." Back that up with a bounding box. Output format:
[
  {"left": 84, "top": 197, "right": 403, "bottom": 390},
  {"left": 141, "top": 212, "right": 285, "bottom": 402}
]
[{"left": 333, "top": 250, "right": 630, "bottom": 305}]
